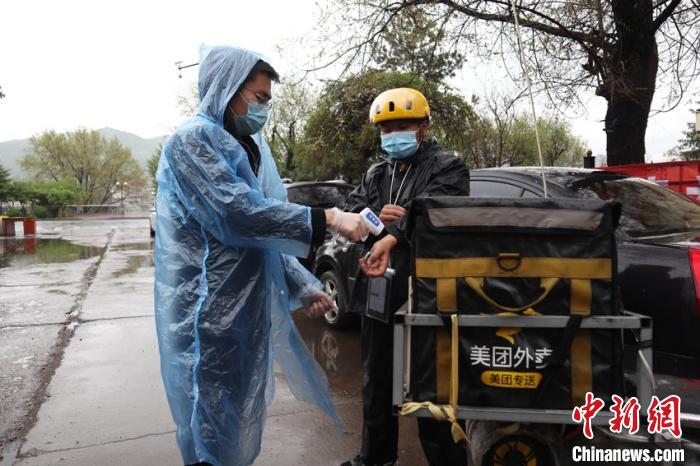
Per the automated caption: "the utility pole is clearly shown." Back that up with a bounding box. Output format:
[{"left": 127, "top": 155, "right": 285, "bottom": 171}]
[
  {"left": 116, "top": 180, "right": 128, "bottom": 215},
  {"left": 175, "top": 61, "right": 199, "bottom": 79}
]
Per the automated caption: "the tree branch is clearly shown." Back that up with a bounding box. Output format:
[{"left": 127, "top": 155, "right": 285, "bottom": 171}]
[
  {"left": 653, "top": 0, "right": 682, "bottom": 31},
  {"left": 431, "top": 0, "right": 598, "bottom": 47}
]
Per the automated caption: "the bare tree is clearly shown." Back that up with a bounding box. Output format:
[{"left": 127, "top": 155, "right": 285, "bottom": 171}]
[
  {"left": 265, "top": 80, "right": 317, "bottom": 176},
  {"left": 485, "top": 93, "right": 521, "bottom": 167},
  {"left": 452, "top": 92, "right": 586, "bottom": 168},
  {"left": 176, "top": 81, "right": 199, "bottom": 117},
  {"left": 314, "top": 0, "right": 700, "bottom": 166}
]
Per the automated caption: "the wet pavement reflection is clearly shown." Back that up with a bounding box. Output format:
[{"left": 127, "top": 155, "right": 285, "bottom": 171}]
[
  {"left": 295, "top": 314, "right": 362, "bottom": 400},
  {"left": 291, "top": 314, "right": 426, "bottom": 465},
  {"left": 110, "top": 243, "right": 154, "bottom": 278},
  {"left": 110, "top": 242, "right": 154, "bottom": 252},
  {"left": 0, "top": 238, "right": 104, "bottom": 269}
]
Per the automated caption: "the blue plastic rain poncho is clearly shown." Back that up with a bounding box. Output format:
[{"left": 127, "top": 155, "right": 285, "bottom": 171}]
[{"left": 154, "top": 46, "right": 339, "bottom": 466}]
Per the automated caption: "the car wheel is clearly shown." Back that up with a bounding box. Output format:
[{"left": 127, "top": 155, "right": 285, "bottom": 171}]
[{"left": 319, "top": 270, "right": 354, "bottom": 330}]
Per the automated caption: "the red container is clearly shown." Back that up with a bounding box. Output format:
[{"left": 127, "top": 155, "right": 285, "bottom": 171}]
[
  {"left": 0, "top": 217, "right": 37, "bottom": 236},
  {"left": 23, "top": 218, "right": 36, "bottom": 235},
  {"left": 1, "top": 218, "right": 16, "bottom": 236},
  {"left": 600, "top": 161, "right": 700, "bottom": 202}
]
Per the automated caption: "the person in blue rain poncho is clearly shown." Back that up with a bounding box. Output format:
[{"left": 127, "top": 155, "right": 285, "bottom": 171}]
[{"left": 154, "top": 45, "right": 369, "bottom": 466}]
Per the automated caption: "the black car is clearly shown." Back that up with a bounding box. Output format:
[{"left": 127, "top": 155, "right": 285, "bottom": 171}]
[
  {"left": 313, "top": 168, "right": 700, "bottom": 378},
  {"left": 284, "top": 180, "right": 360, "bottom": 328},
  {"left": 285, "top": 180, "right": 354, "bottom": 209},
  {"left": 284, "top": 180, "right": 354, "bottom": 271}
]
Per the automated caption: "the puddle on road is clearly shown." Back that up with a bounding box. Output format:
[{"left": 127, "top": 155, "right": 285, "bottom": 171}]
[
  {"left": 112, "top": 253, "right": 155, "bottom": 277},
  {"left": 110, "top": 242, "right": 154, "bottom": 277},
  {"left": 294, "top": 314, "right": 362, "bottom": 397},
  {"left": 0, "top": 238, "right": 104, "bottom": 269},
  {"left": 110, "top": 241, "right": 154, "bottom": 252}
]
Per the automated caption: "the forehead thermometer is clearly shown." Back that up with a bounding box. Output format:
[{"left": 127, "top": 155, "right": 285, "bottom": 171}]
[
  {"left": 360, "top": 207, "right": 385, "bottom": 237},
  {"left": 331, "top": 207, "right": 385, "bottom": 247}
]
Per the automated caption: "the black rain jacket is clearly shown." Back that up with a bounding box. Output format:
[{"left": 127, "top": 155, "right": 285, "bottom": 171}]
[{"left": 346, "top": 138, "right": 470, "bottom": 314}]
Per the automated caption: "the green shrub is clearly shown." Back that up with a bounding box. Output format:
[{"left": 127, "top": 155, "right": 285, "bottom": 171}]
[
  {"left": 5, "top": 207, "right": 23, "bottom": 217},
  {"left": 32, "top": 205, "right": 50, "bottom": 218}
]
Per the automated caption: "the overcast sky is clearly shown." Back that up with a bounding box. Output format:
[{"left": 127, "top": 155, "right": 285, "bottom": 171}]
[
  {"left": 1, "top": 0, "right": 696, "bottom": 162},
  {"left": 0, "top": 0, "right": 319, "bottom": 140}
]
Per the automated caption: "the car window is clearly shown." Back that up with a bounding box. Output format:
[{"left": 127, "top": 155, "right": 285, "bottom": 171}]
[
  {"left": 572, "top": 178, "right": 700, "bottom": 237},
  {"left": 286, "top": 185, "right": 353, "bottom": 208},
  {"left": 470, "top": 180, "right": 525, "bottom": 198}
]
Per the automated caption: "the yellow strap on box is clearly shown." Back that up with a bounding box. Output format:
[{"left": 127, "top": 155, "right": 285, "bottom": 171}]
[
  {"left": 401, "top": 314, "right": 468, "bottom": 445},
  {"left": 399, "top": 314, "right": 469, "bottom": 443},
  {"left": 399, "top": 402, "right": 468, "bottom": 444},
  {"left": 436, "top": 327, "right": 451, "bottom": 402},
  {"left": 429, "top": 257, "right": 610, "bottom": 314},
  {"left": 416, "top": 257, "right": 612, "bottom": 280},
  {"left": 571, "top": 330, "right": 592, "bottom": 405},
  {"left": 449, "top": 314, "right": 459, "bottom": 410},
  {"left": 464, "top": 276, "right": 560, "bottom": 313},
  {"left": 436, "top": 278, "right": 457, "bottom": 313},
  {"left": 570, "top": 279, "right": 593, "bottom": 405},
  {"left": 570, "top": 279, "right": 592, "bottom": 316}
]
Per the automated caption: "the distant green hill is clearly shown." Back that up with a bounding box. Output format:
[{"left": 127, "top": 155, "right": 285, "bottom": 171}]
[{"left": 0, "top": 128, "right": 166, "bottom": 179}]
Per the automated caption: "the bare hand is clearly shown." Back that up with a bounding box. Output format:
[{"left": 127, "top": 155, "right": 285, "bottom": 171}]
[
  {"left": 378, "top": 204, "right": 406, "bottom": 225},
  {"left": 302, "top": 292, "right": 336, "bottom": 318},
  {"left": 359, "top": 235, "right": 398, "bottom": 277}
]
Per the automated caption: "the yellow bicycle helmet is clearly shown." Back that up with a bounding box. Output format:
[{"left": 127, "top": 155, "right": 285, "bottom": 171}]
[{"left": 369, "top": 87, "right": 430, "bottom": 124}]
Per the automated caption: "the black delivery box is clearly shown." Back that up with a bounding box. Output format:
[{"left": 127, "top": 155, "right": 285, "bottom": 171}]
[{"left": 406, "top": 197, "right": 624, "bottom": 409}]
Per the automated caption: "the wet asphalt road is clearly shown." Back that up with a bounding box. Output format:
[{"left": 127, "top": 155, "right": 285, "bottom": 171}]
[
  {"left": 3, "top": 218, "right": 698, "bottom": 466},
  {"left": 0, "top": 221, "right": 110, "bottom": 451},
  {"left": 0, "top": 218, "right": 428, "bottom": 465}
]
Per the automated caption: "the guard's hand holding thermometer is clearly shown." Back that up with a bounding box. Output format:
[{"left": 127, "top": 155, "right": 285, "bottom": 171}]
[
  {"left": 328, "top": 207, "right": 384, "bottom": 245},
  {"left": 327, "top": 208, "right": 370, "bottom": 243}
]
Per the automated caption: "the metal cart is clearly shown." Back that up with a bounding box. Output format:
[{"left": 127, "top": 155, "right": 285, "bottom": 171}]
[
  {"left": 392, "top": 307, "right": 654, "bottom": 426},
  {"left": 391, "top": 292, "right": 668, "bottom": 465}
]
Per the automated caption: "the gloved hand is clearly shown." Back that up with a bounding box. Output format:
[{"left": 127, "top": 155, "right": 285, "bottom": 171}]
[
  {"left": 327, "top": 208, "right": 370, "bottom": 242},
  {"left": 301, "top": 291, "right": 336, "bottom": 318}
]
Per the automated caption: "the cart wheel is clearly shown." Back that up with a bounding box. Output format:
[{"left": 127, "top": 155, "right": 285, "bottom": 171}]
[{"left": 481, "top": 434, "right": 553, "bottom": 466}]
